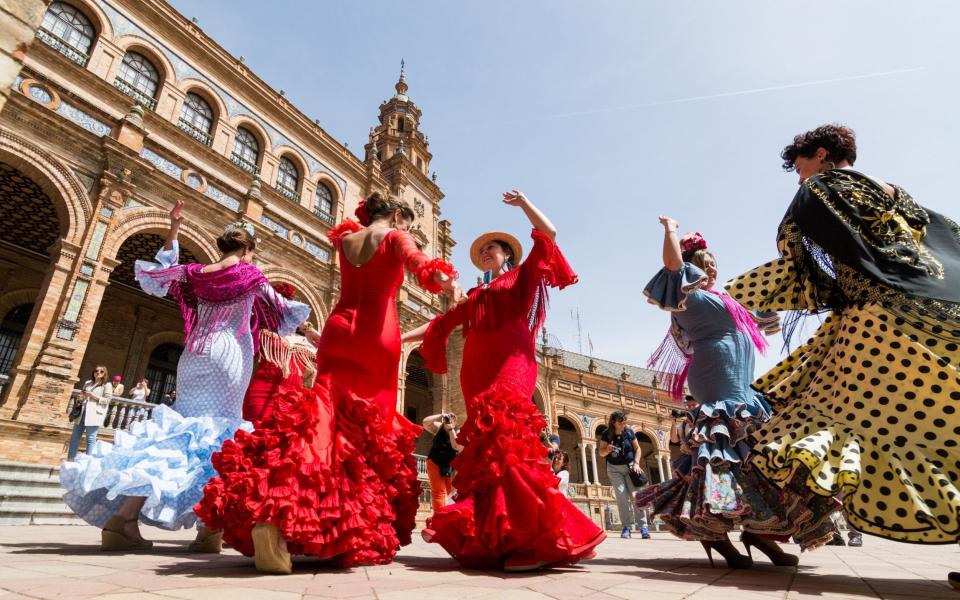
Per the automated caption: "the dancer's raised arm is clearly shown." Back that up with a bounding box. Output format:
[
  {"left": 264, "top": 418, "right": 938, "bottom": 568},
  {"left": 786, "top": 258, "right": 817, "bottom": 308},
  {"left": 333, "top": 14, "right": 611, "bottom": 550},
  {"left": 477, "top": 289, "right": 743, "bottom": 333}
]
[
  {"left": 659, "top": 215, "right": 683, "bottom": 272},
  {"left": 164, "top": 199, "right": 183, "bottom": 251},
  {"left": 502, "top": 190, "right": 556, "bottom": 240}
]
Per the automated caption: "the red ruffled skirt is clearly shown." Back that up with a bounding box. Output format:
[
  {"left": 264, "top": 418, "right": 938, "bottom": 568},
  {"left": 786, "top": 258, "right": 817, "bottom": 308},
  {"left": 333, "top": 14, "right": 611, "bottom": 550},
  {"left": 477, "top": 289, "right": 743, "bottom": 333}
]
[
  {"left": 422, "top": 384, "right": 605, "bottom": 568},
  {"left": 195, "top": 376, "right": 421, "bottom": 566}
]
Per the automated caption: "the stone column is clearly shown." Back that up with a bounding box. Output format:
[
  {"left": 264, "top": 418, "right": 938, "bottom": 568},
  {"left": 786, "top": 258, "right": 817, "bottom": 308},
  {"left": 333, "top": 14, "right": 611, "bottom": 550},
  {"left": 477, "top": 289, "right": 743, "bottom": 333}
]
[
  {"left": 662, "top": 454, "right": 673, "bottom": 480},
  {"left": 579, "top": 443, "right": 590, "bottom": 484},
  {"left": 589, "top": 442, "right": 601, "bottom": 485}
]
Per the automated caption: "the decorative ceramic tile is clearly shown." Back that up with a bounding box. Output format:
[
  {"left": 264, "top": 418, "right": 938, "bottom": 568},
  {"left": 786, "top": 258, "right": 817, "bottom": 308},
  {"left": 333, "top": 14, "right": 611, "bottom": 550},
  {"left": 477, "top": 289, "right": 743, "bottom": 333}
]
[
  {"left": 84, "top": 221, "right": 108, "bottom": 260},
  {"left": 259, "top": 215, "right": 288, "bottom": 237},
  {"left": 303, "top": 240, "right": 330, "bottom": 261},
  {"left": 55, "top": 101, "right": 112, "bottom": 137},
  {"left": 290, "top": 234, "right": 303, "bottom": 245},
  {"left": 140, "top": 148, "right": 183, "bottom": 179},
  {"left": 204, "top": 185, "right": 240, "bottom": 211},
  {"left": 63, "top": 279, "right": 89, "bottom": 322},
  {"left": 27, "top": 85, "right": 53, "bottom": 104},
  {"left": 186, "top": 173, "right": 203, "bottom": 190},
  {"left": 99, "top": 206, "right": 114, "bottom": 218},
  {"left": 79, "top": 263, "right": 94, "bottom": 276}
]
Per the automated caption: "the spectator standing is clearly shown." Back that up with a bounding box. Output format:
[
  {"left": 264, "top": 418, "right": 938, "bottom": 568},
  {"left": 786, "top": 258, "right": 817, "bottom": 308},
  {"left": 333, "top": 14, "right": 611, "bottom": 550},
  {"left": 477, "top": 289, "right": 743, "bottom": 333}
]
[
  {"left": 67, "top": 366, "right": 113, "bottom": 460},
  {"left": 599, "top": 411, "right": 649, "bottom": 539},
  {"left": 423, "top": 412, "right": 461, "bottom": 512}
]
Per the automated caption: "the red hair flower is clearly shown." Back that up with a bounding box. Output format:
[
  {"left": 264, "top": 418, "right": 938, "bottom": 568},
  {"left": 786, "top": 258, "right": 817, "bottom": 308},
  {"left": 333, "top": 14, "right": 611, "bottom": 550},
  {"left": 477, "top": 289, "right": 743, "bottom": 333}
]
[
  {"left": 354, "top": 200, "right": 372, "bottom": 227},
  {"left": 680, "top": 232, "right": 707, "bottom": 255},
  {"left": 272, "top": 282, "right": 296, "bottom": 300}
]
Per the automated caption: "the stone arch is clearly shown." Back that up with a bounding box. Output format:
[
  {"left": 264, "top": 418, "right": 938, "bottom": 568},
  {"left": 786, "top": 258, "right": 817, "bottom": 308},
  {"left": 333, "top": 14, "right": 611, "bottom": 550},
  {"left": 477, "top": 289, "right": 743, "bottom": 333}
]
[
  {"left": 532, "top": 381, "right": 550, "bottom": 421},
  {"left": 0, "top": 129, "right": 91, "bottom": 246},
  {"left": 106, "top": 207, "right": 218, "bottom": 263},
  {"left": 59, "top": 0, "right": 115, "bottom": 40},
  {"left": 229, "top": 116, "right": 272, "bottom": 155},
  {"left": 178, "top": 78, "right": 227, "bottom": 124},
  {"left": 312, "top": 174, "right": 341, "bottom": 210},
  {"left": 637, "top": 425, "right": 666, "bottom": 451},
  {"left": 557, "top": 411, "right": 586, "bottom": 439},
  {"left": 0, "top": 289, "right": 41, "bottom": 325},
  {"left": 134, "top": 330, "right": 184, "bottom": 379},
  {"left": 259, "top": 266, "right": 327, "bottom": 328},
  {"left": 112, "top": 35, "right": 176, "bottom": 90}
]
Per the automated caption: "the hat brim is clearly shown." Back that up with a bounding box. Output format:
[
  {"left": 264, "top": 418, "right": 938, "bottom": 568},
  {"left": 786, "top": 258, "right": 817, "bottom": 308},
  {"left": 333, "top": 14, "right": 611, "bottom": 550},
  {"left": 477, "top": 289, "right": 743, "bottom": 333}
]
[{"left": 470, "top": 232, "right": 524, "bottom": 272}]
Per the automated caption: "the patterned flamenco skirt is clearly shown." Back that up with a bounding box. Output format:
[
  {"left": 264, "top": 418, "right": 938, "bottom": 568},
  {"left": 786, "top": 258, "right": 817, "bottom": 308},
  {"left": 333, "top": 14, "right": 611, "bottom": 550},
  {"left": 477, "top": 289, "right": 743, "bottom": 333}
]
[
  {"left": 635, "top": 396, "right": 839, "bottom": 549},
  {"left": 422, "top": 384, "right": 606, "bottom": 568},
  {"left": 748, "top": 302, "right": 960, "bottom": 544},
  {"left": 195, "top": 374, "right": 421, "bottom": 567}
]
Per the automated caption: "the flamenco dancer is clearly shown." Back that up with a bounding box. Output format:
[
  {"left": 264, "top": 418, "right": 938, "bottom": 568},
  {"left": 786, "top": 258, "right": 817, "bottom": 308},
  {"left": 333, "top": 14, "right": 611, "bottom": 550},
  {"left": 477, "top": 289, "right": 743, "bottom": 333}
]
[
  {"left": 60, "top": 200, "right": 309, "bottom": 551},
  {"left": 404, "top": 190, "right": 605, "bottom": 571},
  {"left": 242, "top": 282, "right": 319, "bottom": 423},
  {"left": 724, "top": 124, "right": 960, "bottom": 586},
  {"left": 635, "top": 221, "right": 838, "bottom": 568},
  {"left": 196, "top": 194, "right": 463, "bottom": 573}
]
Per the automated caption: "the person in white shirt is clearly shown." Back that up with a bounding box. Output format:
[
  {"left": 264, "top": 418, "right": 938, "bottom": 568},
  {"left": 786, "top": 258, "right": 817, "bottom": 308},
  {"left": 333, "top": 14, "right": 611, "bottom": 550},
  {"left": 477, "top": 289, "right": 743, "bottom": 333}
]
[
  {"left": 67, "top": 366, "right": 113, "bottom": 460},
  {"left": 551, "top": 450, "right": 570, "bottom": 495}
]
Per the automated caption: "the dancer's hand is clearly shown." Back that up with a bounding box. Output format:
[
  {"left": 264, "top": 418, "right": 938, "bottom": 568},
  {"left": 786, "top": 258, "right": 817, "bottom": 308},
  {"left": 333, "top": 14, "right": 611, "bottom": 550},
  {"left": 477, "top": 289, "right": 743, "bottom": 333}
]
[
  {"left": 502, "top": 189, "right": 528, "bottom": 207},
  {"left": 170, "top": 199, "right": 185, "bottom": 225},
  {"left": 659, "top": 215, "right": 678, "bottom": 233}
]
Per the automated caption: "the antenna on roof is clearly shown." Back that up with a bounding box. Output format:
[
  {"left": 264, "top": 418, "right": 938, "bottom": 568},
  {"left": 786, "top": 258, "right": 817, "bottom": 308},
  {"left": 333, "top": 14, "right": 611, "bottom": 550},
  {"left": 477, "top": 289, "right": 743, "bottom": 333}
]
[{"left": 571, "top": 308, "right": 583, "bottom": 355}]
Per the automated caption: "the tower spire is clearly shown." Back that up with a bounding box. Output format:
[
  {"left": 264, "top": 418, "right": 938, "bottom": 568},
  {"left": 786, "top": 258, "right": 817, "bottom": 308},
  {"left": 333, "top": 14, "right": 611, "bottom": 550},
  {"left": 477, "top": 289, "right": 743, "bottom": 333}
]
[{"left": 394, "top": 58, "right": 409, "bottom": 99}]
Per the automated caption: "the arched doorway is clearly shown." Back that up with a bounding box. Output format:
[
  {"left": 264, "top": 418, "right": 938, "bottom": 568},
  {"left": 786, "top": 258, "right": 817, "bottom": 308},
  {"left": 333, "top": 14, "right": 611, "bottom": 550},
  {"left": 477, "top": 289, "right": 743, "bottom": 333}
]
[
  {"left": 557, "top": 416, "right": 584, "bottom": 484},
  {"left": 0, "top": 304, "right": 33, "bottom": 375},
  {"left": 144, "top": 342, "right": 182, "bottom": 403},
  {"left": 404, "top": 350, "right": 435, "bottom": 455},
  {"left": 80, "top": 233, "right": 200, "bottom": 392},
  {"left": 636, "top": 431, "right": 660, "bottom": 483}
]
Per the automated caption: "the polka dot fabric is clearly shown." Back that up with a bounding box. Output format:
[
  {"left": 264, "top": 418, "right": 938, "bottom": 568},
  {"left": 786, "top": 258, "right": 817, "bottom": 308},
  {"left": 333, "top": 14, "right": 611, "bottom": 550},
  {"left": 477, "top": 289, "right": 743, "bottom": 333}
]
[{"left": 727, "top": 260, "right": 960, "bottom": 544}]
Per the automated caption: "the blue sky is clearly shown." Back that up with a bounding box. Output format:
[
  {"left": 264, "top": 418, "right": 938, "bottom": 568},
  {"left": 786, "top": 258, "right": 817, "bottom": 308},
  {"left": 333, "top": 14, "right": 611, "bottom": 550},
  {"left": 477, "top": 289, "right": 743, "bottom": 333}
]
[{"left": 171, "top": 0, "right": 960, "bottom": 375}]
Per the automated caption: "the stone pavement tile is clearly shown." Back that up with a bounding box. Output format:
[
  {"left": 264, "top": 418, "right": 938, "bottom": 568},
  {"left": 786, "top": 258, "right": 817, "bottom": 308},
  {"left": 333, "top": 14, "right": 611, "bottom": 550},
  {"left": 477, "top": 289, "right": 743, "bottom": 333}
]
[
  {"left": 525, "top": 579, "right": 617, "bottom": 600},
  {"left": 867, "top": 580, "right": 960, "bottom": 599},
  {"left": 785, "top": 592, "right": 878, "bottom": 600},
  {"left": 686, "top": 584, "right": 788, "bottom": 599},
  {"left": 96, "top": 595, "right": 178, "bottom": 600},
  {"left": 6, "top": 580, "right": 136, "bottom": 599},
  {"left": 376, "top": 586, "right": 513, "bottom": 600},
  {"left": 597, "top": 589, "right": 687, "bottom": 600},
  {"left": 152, "top": 587, "right": 301, "bottom": 600},
  {"left": 16, "top": 560, "right": 120, "bottom": 578},
  {"left": 301, "top": 581, "right": 377, "bottom": 598}
]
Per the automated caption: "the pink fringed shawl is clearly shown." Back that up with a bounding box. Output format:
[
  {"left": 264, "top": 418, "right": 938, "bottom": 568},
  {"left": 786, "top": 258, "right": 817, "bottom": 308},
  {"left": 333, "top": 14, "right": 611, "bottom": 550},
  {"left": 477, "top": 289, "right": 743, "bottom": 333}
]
[
  {"left": 649, "top": 288, "right": 768, "bottom": 401},
  {"left": 140, "top": 262, "right": 279, "bottom": 353}
]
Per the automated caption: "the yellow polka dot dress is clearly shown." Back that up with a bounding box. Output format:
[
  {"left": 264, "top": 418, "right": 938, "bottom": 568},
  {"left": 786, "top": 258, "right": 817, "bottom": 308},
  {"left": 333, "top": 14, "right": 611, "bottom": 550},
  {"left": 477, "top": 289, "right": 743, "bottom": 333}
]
[{"left": 727, "top": 169, "right": 960, "bottom": 545}]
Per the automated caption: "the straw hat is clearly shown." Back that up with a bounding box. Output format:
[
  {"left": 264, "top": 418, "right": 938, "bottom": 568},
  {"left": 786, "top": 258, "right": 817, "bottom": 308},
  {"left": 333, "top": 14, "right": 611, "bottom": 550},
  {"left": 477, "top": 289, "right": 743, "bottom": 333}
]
[{"left": 469, "top": 231, "right": 523, "bottom": 271}]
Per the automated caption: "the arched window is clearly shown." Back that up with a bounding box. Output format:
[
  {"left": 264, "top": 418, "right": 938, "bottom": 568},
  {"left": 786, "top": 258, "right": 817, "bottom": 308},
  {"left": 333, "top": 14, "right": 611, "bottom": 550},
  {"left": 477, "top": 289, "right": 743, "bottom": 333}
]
[
  {"left": 275, "top": 157, "right": 300, "bottom": 201},
  {"left": 0, "top": 304, "right": 33, "bottom": 375},
  {"left": 178, "top": 92, "right": 213, "bottom": 145},
  {"left": 231, "top": 127, "right": 260, "bottom": 173},
  {"left": 144, "top": 342, "right": 182, "bottom": 404},
  {"left": 115, "top": 51, "right": 160, "bottom": 110},
  {"left": 314, "top": 182, "right": 334, "bottom": 221},
  {"left": 38, "top": 2, "right": 94, "bottom": 66}
]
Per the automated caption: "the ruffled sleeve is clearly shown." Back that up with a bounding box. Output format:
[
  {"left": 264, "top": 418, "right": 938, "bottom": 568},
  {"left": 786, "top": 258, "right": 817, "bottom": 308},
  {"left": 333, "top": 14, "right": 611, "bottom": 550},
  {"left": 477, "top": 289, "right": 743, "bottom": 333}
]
[
  {"left": 519, "top": 229, "right": 578, "bottom": 290},
  {"left": 643, "top": 263, "right": 709, "bottom": 312},
  {"left": 256, "top": 282, "right": 311, "bottom": 336},
  {"left": 419, "top": 303, "right": 467, "bottom": 374},
  {"left": 134, "top": 240, "right": 186, "bottom": 298},
  {"left": 390, "top": 230, "right": 459, "bottom": 294},
  {"left": 326, "top": 219, "right": 363, "bottom": 246}
]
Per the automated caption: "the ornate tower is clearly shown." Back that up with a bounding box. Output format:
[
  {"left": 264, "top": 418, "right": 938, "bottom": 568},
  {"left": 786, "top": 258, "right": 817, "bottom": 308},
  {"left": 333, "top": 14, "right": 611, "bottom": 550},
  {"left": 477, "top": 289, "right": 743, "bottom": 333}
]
[{"left": 364, "top": 61, "right": 451, "bottom": 263}]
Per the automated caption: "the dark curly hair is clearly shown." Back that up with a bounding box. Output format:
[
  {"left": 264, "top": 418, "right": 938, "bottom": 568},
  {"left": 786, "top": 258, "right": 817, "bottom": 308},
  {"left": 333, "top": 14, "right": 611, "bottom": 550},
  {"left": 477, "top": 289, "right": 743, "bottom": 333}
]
[{"left": 781, "top": 124, "right": 857, "bottom": 171}]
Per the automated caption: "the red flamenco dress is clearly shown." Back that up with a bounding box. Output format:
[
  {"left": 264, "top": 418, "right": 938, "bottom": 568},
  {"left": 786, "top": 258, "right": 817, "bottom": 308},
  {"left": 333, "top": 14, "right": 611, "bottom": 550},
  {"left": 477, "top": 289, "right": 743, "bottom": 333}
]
[
  {"left": 243, "top": 283, "right": 317, "bottom": 423},
  {"left": 419, "top": 230, "right": 606, "bottom": 568},
  {"left": 196, "top": 220, "right": 456, "bottom": 566}
]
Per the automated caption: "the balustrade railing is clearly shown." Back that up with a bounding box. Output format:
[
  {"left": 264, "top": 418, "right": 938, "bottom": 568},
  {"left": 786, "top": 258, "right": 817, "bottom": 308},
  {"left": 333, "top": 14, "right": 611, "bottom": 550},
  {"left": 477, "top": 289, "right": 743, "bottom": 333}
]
[
  {"left": 35, "top": 28, "right": 89, "bottom": 67},
  {"left": 113, "top": 79, "right": 158, "bottom": 111},
  {"left": 178, "top": 118, "right": 213, "bottom": 146},
  {"left": 231, "top": 152, "right": 259, "bottom": 174},
  {"left": 313, "top": 207, "right": 335, "bottom": 225},
  {"left": 275, "top": 183, "right": 300, "bottom": 203},
  {"left": 67, "top": 390, "right": 155, "bottom": 431}
]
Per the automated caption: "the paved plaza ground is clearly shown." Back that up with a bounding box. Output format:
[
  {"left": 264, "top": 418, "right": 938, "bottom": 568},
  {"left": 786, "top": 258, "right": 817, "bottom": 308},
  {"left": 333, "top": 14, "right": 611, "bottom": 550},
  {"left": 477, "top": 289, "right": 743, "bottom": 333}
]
[{"left": 0, "top": 526, "right": 957, "bottom": 600}]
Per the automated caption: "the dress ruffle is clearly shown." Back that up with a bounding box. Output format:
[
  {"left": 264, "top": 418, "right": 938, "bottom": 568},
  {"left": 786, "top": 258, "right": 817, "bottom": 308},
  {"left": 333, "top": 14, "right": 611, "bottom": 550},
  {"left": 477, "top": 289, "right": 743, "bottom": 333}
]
[
  {"left": 636, "top": 398, "right": 837, "bottom": 549},
  {"left": 415, "top": 258, "right": 458, "bottom": 294},
  {"left": 643, "top": 263, "right": 709, "bottom": 312},
  {"left": 195, "top": 379, "right": 421, "bottom": 566},
  {"left": 422, "top": 383, "right": 605, "bottom": 568},
  {"left": 326, "top": 219, "right": 362, "bottom": 244},
  {"left": 60, "top": 405, "right": 249, "bottom": 530}
]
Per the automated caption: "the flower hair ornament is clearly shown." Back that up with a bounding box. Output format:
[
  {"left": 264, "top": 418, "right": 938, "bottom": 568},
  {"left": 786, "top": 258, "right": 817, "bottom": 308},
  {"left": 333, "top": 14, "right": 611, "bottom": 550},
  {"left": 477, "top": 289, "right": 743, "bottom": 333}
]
[
  {"left": 271, "top": 282, "right": 296, "bottom": 300},
  {"left": 354, "top": 200, "right": 372, "bottom": 227},
  {"left": 224, "top": 220, "right": 256, "bottom": 237},
  {"left": 680, "top": 232, "right": 708, "bottom": 255}
]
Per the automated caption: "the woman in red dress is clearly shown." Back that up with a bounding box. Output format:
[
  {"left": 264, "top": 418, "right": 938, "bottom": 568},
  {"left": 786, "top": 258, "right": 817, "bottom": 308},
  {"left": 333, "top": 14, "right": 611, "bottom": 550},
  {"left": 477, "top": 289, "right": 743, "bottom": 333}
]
[
  {"left": 196, "top": 194, "right": 463, "bottom": 573},
  {"left": 242, "top": 283, "right": 318, "bottom": 423},
  {"left": 404, "top": 190, "right": 606, "bottom": 571}
]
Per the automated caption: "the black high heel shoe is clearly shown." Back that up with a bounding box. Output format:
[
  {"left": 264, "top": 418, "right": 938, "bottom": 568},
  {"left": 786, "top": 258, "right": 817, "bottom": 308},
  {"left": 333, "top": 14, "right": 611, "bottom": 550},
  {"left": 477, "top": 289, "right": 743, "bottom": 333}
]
[
  {"left": 700, "top": 540, "right": 753, "bottom": 569},
  {"left": 741, "top": 531, "right": 799, "bottom": 567}
]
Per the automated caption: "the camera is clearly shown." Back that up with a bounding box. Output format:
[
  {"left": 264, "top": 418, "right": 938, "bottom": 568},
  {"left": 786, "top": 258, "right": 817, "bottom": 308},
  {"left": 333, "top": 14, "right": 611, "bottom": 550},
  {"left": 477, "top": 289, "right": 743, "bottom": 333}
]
[
  {"left": 670, "top": 409, "right": 686, "bottom": 419},
  {"left": 442, "top": 414, "right": 451, "bottom": 425}
]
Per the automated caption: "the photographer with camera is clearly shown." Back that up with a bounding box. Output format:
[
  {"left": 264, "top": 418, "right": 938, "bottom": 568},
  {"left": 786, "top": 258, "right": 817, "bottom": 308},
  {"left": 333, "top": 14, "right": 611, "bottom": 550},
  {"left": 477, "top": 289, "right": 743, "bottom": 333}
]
[
  {"left": 669, "top": 395, "right": 701, "bottom": 449},
  {"left": 423, "top": 412, "right": 462, "bottom": 512},
  {"left": 599, "top": 411, "right": 650, "bottom": 539}
]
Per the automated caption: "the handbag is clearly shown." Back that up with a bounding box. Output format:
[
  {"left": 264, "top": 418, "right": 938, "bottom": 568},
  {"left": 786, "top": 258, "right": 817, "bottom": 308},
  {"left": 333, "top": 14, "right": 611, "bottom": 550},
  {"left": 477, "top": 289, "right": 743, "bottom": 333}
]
[
  {"left": 68, "top": 400, "right": 82, "bottom": 422},
  {"left": 629, "top": 467, "right": 648, "bottom": 487}
]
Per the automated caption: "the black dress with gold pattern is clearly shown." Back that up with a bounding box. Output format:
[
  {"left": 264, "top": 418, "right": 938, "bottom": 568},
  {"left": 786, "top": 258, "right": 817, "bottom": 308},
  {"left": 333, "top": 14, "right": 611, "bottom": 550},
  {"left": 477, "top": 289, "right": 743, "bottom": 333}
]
[{"left": 726, "top": 169, "right": 960, "bottom": 545}]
